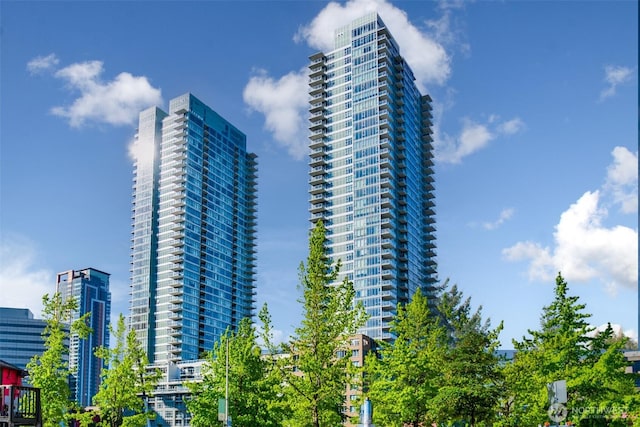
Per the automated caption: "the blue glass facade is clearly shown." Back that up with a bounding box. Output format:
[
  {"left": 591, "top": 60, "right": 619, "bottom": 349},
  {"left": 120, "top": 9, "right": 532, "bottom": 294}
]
[
  {"left": 308, "top": 13, "right": 437, "bottom": 342},
  {"left": 0, "top": 308, "right": 49, "bottom": 370},
  {"left": 56, "top": 268, "right": 111, "bottom": 407},
  {"left": 130, "top": 93, "right": 257, "bottom": 364}
]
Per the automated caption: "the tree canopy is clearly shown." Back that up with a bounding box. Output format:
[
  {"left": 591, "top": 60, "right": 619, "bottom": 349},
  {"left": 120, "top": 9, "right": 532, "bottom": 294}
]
[
  {"left": 281, "top": 220, "right": 367, "bottom": 427},
  {"left": 26, "top": 292, "right": 91, "bottom": 427}
]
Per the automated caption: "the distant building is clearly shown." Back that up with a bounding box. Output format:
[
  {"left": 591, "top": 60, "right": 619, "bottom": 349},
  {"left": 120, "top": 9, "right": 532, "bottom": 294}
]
[
  {"left": 624, "top": 350, "right": 640, "bottom": 388},
  {"left": 343, "top": 334, "right": 376, "bottom": 424},
  {"left": 307, "top": 12, "right": 437, "bottom": 342},
  {"left": 129, "top": 93, "right": 258, "bottom": 364},
  {"left": 145, "top": 359, "right": 204, "bottom": 427},
  {"left": 0, "top": 308, "right": 48, "bottom": 370},
  {"left": 56, "top": 268, "right": 111, "bottom": 407}
]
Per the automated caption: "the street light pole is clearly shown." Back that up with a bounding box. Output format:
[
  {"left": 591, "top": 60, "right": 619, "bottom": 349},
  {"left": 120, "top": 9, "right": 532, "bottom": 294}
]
[{"left": 225, "top": 337, "right": 229, "bottom": 427}]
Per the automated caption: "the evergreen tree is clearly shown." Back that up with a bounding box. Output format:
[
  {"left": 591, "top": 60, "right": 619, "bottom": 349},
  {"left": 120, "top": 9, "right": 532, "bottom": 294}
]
[
  {"left": 503, "top": 273, "right": 639, "bottom": 427},
  {"left": 282, "top": 220, "right": 366, "bottom": 427},
  {"left": 431, "top": 285, "right": 503, "bottom": 427},
  {"left": 364, "top": 288, "right": 447, "bottom": 427}
]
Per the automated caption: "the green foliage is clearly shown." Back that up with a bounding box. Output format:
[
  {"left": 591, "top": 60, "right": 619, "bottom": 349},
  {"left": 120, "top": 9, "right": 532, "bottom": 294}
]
[
  {"left": 186, "top": 310, "right": 287, "bottom": 427},
  {"left": 365, "top": 284, "right": 502, "bottom": 427},
  {"left": 501, "top": 273, "right": 640, "bottom": 427},
  {"left": 92, "top": 314, "right": 160, "bottom": 427},
  {"left": 365, "top": 288, "right": 446, "bottom": 426},
  {"left": 282, "top": 220, "right": 367, "bottom": 427},
  {"left": 26, "top": 292, "right": 91, "bottom": 427},
  {"left": 431, "top": 285, "right": 504, "bottom": 427}
]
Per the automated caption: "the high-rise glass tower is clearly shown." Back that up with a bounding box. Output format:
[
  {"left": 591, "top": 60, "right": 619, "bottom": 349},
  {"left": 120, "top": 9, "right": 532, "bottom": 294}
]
[
  {"left": 308, "top": 13, "right": 437, "bottom": 342},
  {"left": 130, "top": 93, "right": 257, "bottom": 364},
  {"left": 56, "top": 268, "right": 111, "bottom": 407}
]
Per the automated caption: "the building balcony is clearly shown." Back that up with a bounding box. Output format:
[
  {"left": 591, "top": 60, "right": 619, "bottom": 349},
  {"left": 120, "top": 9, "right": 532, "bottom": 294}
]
[
  {"left": 169, "top": 262, "right": 183, "bottom": 272},
  {"left": 310, "top": 102, "right": 325, "bottom": 113},
  {"left": 310, "top": 147, "right": 328, "bottom": 160},
  {"left": 309, "top": 166, "right": 327, "bottom": 176},
  {"left": 309, "top": 130, "right": 326, "bottom": 141},
  {"left": 310, "top": 203, "right": 327, "bottom": 215},
  {"left": 381, "top": 289, "right": 397, "bottom": 300},
  {"left": 309, "top": 84, "right": 326, "bottom": 96},
  {"left": 380, "top": 207, "right": 395, "bottom": 219},
  {"left": 310, "top": 212, "right": 327, "bottom": 222},
  {"left": 381, "top": 197, "right": 395, "bottom": 210},
  {"left": 309, "top": 174, "right": 326, "bottom": 186},
  {"left": 309, "top": 67, "right": 325, "bottom": 79},
  {"left": 309, "top": 137, "right": 327, "bottom": 150},
  {"left": 381, "top": 270, "right": 396, "bottom": 281},
  {"left": 171, "top": 198, "right": 185, "bottom": 208},
  {"left": 309, "top": 193, "right": 327, "bottom": 204},
  {"left": 381, "top": 280, "right": 394, "bottom": 290},
  {"left": 379, "top": 177, "right": 394, "bottom": 190},
  {"left": 169, "top": 287, "right": 183, "bottom": 297},
  {"left": 310, "top": 183, "right": 327, "bottom": 195},
  {"left": 381, "top": 228, "right": 396, "bottom": 240},
  {"left": 0, "top": 385, "right": 41, "bottom": 427},
  {"left": 168, "top": 320, "right": 182, "bottom": 329},
  {"left": 381, "top": 248, "right": 395, "bottom": 260},
  {"left": 381, "top": 310, "right": 395, "bottom": 321},
  {"left": 309, "top": 155, "right": 327, "bottom": 168}
]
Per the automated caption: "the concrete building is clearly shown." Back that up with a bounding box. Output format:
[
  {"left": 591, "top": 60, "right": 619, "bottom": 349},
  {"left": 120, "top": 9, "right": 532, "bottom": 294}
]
[
  {"left": 308, "top": 12, "right": 437, "bottom": 342},
  {"left": 145, "top": 359, "right": 204, "bottom": 427}
]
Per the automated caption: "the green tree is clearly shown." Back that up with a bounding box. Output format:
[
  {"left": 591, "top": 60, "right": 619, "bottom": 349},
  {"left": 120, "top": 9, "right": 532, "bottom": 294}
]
[
  {"left": 503, "top": 273, "right": 639, "bottom": 427},
  {"left": 431, "top": 285, "right": 503, "bottom": 427},
  {"left": 26, "top": 292, "right": 91, "bottom": 427},
  {"left": 364, "top": 288, "right": 447, "bottom": 427},
  {"left": 186, "top": 308, "right": 287, "bottom": 427},
  {"left": 282, "top": 220, "right": 367, "bottom": 427},
  {"left": 92, "top": 314, "right": 160, "bottom": 427}
]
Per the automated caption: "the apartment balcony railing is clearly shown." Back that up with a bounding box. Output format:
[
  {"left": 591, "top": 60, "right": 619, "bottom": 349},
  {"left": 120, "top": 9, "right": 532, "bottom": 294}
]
[{"left": 0, "top": 385, "right": 42, "bottom": 427}]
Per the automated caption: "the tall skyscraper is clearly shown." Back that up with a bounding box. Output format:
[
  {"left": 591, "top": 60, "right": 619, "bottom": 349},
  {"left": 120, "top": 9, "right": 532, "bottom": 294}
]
[
  {"left": 130, "top": 93, "right": 257, "bottom": 364},
  {"left": 308, "top": 13, "right": 437, "bottom": 342},
  {"left": 56, "top": 268, "right": 111, "bottom": 407}
]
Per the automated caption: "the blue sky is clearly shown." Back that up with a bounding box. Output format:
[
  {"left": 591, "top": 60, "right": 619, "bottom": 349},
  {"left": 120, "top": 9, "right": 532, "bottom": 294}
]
[{"left": 1, "top": 0, "right": 637, "bottom": 348}]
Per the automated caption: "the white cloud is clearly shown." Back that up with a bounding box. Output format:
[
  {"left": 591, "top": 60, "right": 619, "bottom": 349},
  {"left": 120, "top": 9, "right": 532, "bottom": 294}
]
[
  {"left": 0, "top": 236, "right": 54, "bottom": 317},
  {"left": 247, "top": 0, "right": 455, "bottom": 160},
  {"left": 588, "top": 323, "right": 637, "bottom": 343},
  {"left": 483, "top": 208, "right": 515, "bottom": 230},
  {"left": 26, "top": 53, "right": 60, "bottom": 74},
  {"left": 504, "top": 190, "right": 638, "bottom": 293},
  {"left": 604, "top": 146, "right": 638, "bottom": 213},
  {"left": 435, "top": 116, "right": 524, "bottom": 164},
  {"left": 243, "top": 68, "right": 309, "bottom": 160},
  {"left": 600, "top": 65, "right": 634, "bottom": 100},
  {"left": 48, "top": 60, "right": 162, "bottom": 127},
  {"left": 295, "top": 0, "right": 451, "bottom": 90},
  {"left": 497, "top": 117, "right": 525, "bottom": 136}
]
